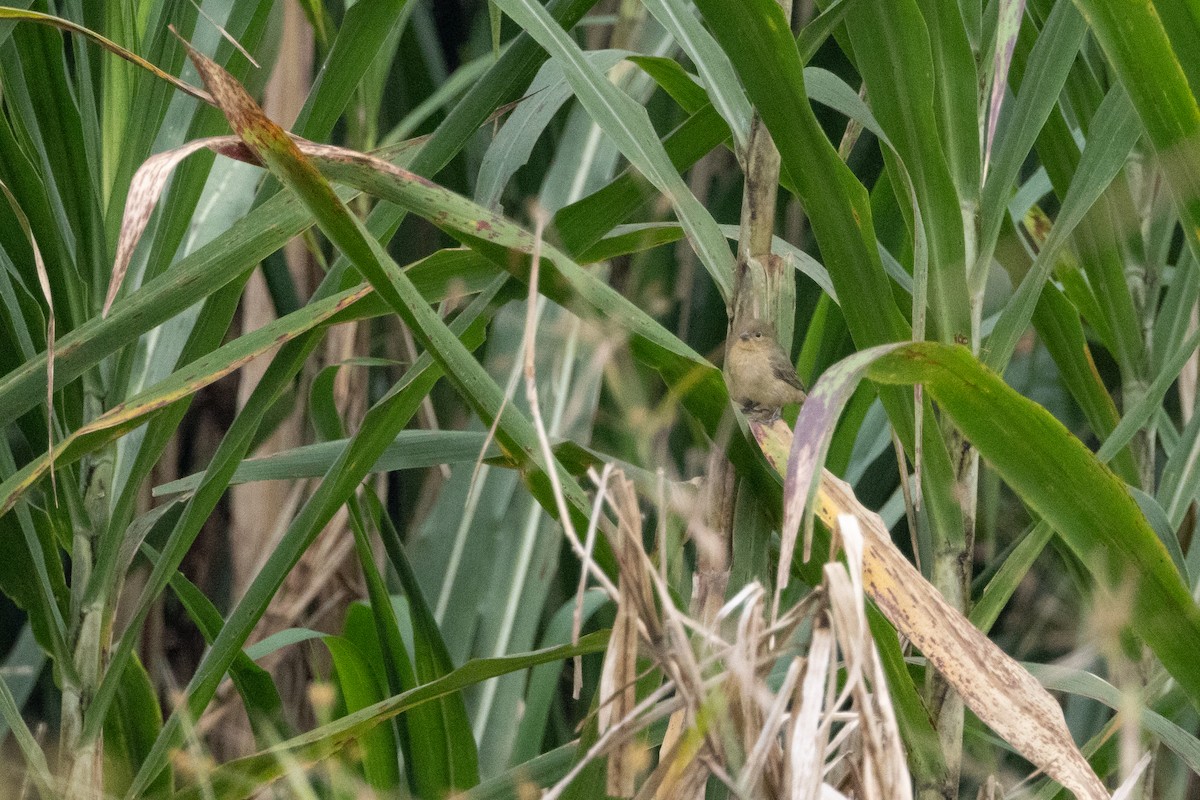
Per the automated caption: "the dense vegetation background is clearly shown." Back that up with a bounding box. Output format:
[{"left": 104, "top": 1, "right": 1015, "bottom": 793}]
[{"left": 2, "top": 0, "right": 1200, "bottom": 797}]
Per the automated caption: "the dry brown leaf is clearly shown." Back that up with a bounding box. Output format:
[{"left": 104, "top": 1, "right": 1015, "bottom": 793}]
[
  {"left": 755, "top": 419, "right": 1109, "bottom": 800},
  {"left": 600, "top": 474, "right": 649, "bottom": 797},
  {"left": 600, "top": 589, "right": 640, "bottom": 796},
  {"left": 788, "top": 625, "right": 834, "bottom": 800},
  {"left": 824, "top": 532, "right": 911, "bottom": 800},
  {"left": 740, "top": 652, "right": 800, "bottom": 795},
  {"left": 104, "top": 135, "right": 261, "bottom": 316}
]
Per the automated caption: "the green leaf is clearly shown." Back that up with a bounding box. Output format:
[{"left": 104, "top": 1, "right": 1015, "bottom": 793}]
[
  {"left": 143, "top": 541, "right": 288, "bottom": 744},
  {"left": 1027, "top": 662, "right": 1200, "bottom": 774},
  {"left": 324, "top": 635, "right": 402, "bottom": 792},
  {"left": 347, "top": 491, "right": 466, "bottom": 797},
  {"left": 291, "top": 0, "right": 413, "bottom": 142},
  {"left": 367, "top": 491, "right": 481, "bottom": 790},
  {"left": 840, "top": 0, "right": 970, "bottom": 342},
  {"left": 488, "top": 0, "right": 736, "bottom": 301},
  {"left": 553, "top": 103, "right": 730, "bottom": 257},
  {"left": 153, "top": 430, "right": 501, "bottom": 496},
  {"left": 1074, "top": 0, "right": 1200, "bottom": 269},
  {"left": 796, "top": 0, "right": 860, "bottom": 64},
  {"left": 971, "top": 520, "right": 1054, "bottom": 633},
  {"left": 1160, "top": 408, "right": 1200, "bottom": 535},
  {"left": 985, "top": 84, "right": 1141, "bottom": 373},
  {"left": 866, "top": 343, "right": 1200, "bottom": 707},
  {"left": 103, "top": 654, "right": 169, "bottom": 798},
  {"left": 555, "top": 0, "right": 862, "bottom": 264},
  {"left": 180, "top": 28, "right": 600, "bottom": 576},
  {"left": 0, "top": 495, "right": 70, "bottom": 669},
  {"left": 579, "top": 222, "right": 836, "bottom": 301},
  {"left": 642, "top": 0, "right": 751, "bottom": 153},
  {"left": 974, "top": 0, "right": 1086, "bottom": 294},
  {"left": 1095, "top": 327, "right": 1200, "bottom": 469},
  {"left": 475, "top": 50, "right": 630, "bottom": 211},
  {"left": 0, "top": 183, "right": 344, "bottom": 430},
  {"left": 167, "top": 633, "right": 612, "bottom": 800},
  {"left": 511, "top": 589, "right": 609, "bottom": 765},
  {"left": 0, "top": 623, "right": 44, "bottom": 748},
  {"left": 315, "top": 137, "right": 786, "bottom": 521},
  {"left": 629, "top": 55, "right": 709, "bottom": 112},
  {"left": 0, "top": 284, "right": 376, "bottom": 516},
  {"left": 1130, "top": 488, "right": 1189, "bottom": 586},
  {"left": 0, "top": 665, "right": 54, "bottom": 799},
  {"left": 460, "top": 743, "right": 577, "bottom": 800},
  {"left": 125, "top": 282, "right": 506, "bottom": 799},
  {"left": 1029, "top": 284, "right": 1136, "bottom": 484}
]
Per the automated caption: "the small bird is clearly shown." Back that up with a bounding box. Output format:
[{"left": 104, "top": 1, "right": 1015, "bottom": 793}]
[{"left": 726, "top": 319, "right": 807, "bottom": 420}]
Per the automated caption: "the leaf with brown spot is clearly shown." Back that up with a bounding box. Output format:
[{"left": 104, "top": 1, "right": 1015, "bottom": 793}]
[
  {"left": 104, "top": 136, "right": 261, "bottom": 316},
  {"left": 760, "top": 340, "right": 1169, "bottom": 799},
  {"left": 173, "top": 28, "right": 348, "bottom": 219}
]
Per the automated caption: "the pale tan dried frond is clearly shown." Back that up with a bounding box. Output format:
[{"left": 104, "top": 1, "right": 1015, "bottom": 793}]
[
  {"left": 541, "top": 681, "right": 681, "bottom": 800},
  {"left": 754, "top": 419, "right": 1108, "bottom": 800},
  {"left": 827, "top": 565, "right": 910, "bottom": 800},
  {"left": 824, "top": 515, "right": 911, "bottom": 800},
  {"left": 574, "top": 463, "right": 616, "bottom": 696},
  {"left": 104, "top": 135, "right": 259, "bottom": 317},
  {"left": 788, "top": 624, "right": 835, "bottom": 800},
  {"left": 738, "top": 653, "right": 800, "bottom": 796},
  {"left": 823, "top": 474, "right": 1104, "bottom": 799},
  {"left": 601, "top": 543, "right": 645, "bottom": 796},
  {"left": 604, "top": 470, "right": 662, "bottom": 646},
  {"left": 1110, "top": 751, "right": 1151, "bottom": 800},
  {"left": 723, "top": 584, "right": 777, "bottom": 792},
  {"left": 976, "top": 774, "right": 1003, "bottom": 800},
  {"left": 650, "top": 714, "right": 710, "bottom": 800},
  {"left": 551, "top": 456, "right": 932, "bottom": 800}
]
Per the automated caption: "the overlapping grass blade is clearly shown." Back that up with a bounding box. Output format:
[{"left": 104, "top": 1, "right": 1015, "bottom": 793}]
[{"left": 164, "top": 633, "right": 610, "bottom": 800}]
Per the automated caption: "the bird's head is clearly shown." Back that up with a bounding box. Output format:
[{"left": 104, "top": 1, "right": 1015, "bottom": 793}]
[{"left": 735, "top": 319, "right": 776, "bottom": 348}]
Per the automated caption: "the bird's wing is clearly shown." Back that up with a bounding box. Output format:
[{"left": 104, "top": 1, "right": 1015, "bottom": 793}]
[{"left": 773, "top": 362, "right": 806, "bottom": 392}]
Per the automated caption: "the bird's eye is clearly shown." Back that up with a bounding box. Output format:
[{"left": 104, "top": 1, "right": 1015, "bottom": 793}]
[{"left": 754, "top": 332, "right": 762, "bottom": 338}]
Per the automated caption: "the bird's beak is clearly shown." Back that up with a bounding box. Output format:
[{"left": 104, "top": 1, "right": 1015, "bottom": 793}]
[{"left": 738, "top": 332, "right": 750, "bottom": 341}]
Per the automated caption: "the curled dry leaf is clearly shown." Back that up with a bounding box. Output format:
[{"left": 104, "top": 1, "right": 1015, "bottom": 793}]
[
  {"left": 539, "top": 462, "right": 929, "bottom": 800},
  {"left": 105, "top": 30, "right": 534, "bottom": 320},
  {"left": 772, "top": 343, "right": 906, "bottom": 620},
  {"left": 823, "top": 516, "right": 912, "bottom": 800},
  {"left": 104, "top": 131, "right": 480, "bottom": 319},
  {"left": 788, "top": 624, "right": 834, "bottom": 800},
  {"left": 104, "top": 136, "right": 262, "bottom": 317},
  {"left": 103, "top": 129, "right": 399, "bottom": 317},
  {"left": 600, "top": 472, "right": 648, "bottom": 797},
  {"left": 755, "top": 419, "right": 1109, "bottom": 800}
]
